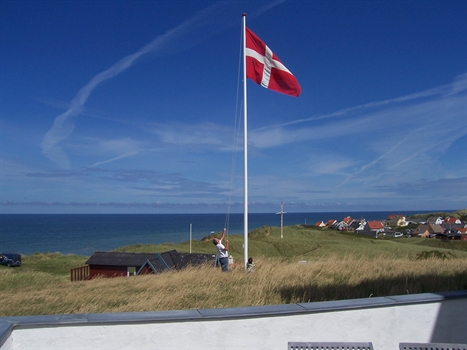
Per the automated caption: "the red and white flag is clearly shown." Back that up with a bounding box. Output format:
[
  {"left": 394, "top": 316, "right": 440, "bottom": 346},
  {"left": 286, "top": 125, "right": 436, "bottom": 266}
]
[{"left": 245, "top": 27, "right": 301, "bottom": 97}]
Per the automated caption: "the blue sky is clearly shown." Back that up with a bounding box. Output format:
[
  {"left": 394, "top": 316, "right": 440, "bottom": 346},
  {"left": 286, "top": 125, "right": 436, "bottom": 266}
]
[{"left": 1, "top": 0, "right": 466, "bottom": 214}]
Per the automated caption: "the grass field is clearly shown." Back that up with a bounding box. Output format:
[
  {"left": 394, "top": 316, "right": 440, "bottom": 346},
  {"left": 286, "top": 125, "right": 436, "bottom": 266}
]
[{"left": 1, "top": 224, "right": 466, "bottom": 317}]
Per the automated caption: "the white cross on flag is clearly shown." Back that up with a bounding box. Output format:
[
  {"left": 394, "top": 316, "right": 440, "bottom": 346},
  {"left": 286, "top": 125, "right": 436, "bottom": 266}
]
[{"left": 245, "top": 27, "right": 301, "bottom": 97}]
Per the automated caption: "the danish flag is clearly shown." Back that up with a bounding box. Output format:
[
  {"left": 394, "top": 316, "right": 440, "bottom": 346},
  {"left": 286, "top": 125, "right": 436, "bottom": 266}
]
[{"left": 245, "top": 27, "right": 301, "bottom": 97}]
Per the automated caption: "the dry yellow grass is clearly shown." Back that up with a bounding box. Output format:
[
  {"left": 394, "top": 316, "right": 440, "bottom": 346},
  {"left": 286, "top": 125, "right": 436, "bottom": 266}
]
[{"left": 1, "top": 254, "right": 466, "bottom": 316}]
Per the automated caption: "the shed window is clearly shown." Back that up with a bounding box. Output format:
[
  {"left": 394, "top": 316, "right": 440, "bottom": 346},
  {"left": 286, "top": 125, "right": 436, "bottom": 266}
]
[{"left": 127, "top": 266, "right": 136, "bottom": 276}]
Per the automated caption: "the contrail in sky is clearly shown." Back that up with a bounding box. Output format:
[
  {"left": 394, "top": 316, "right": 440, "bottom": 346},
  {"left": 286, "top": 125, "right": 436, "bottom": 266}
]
[
  {"left": 254, "top": 79, "right": 462, "bottom": 132},
  {"left": 41, "top": 0, "right": 286, "bottom": 168}
]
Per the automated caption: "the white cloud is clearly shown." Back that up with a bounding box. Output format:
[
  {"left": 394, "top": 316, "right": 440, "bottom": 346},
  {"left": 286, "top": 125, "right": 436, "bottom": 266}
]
[
  {"left": 251, "top": 74, "right": 466, "bottom": 183},
  {"left": 152, "top": 122, "right": 234, "bottom": 150},
  {"left": 39, "top": 1, "right": 286, "bottom": 169},
  {"left": 251, "top": 73, "right": 466, "bottom": 150}
]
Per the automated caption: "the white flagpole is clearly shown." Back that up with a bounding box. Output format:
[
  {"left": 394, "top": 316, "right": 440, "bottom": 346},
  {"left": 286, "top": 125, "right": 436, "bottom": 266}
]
[{"left": 242, "top": 14, "right": 248, "bottom": 270}]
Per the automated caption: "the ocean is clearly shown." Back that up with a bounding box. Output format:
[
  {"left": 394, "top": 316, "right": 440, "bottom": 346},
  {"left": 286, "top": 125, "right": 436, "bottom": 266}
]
[{"left": 0, "top": 211, "right": 432, "bottom": 256}]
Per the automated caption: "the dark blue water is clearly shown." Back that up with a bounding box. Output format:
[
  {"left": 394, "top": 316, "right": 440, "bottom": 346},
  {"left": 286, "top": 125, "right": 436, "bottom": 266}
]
[{"left": 0, "top": 211, "right": 433, "bottom": 255}]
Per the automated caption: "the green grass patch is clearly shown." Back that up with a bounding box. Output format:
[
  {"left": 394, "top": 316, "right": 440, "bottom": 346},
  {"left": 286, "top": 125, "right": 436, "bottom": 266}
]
[{"left": 1, "top": 222, "right": 466, "bottom": 316}]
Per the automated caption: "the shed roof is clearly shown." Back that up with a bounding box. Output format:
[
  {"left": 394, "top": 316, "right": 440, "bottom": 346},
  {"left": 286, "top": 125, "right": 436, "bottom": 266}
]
[
  {"left": 86, "top": 250, "right": 214, "bottom": 271},
  {"left": 175, "top": 252, "right": 215, "bottom": 269},
  {"left": 86, "top": 251, "right": 161, "bottom": 267}
]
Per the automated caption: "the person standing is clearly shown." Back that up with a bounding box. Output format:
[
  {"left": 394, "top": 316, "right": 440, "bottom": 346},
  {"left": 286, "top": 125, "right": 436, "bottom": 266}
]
[
  {"left": 213, "top": 228, "right": 229, "bottom": 272},
  {"left": 246, "top": 257, "right": 255, "bottom": 272}
]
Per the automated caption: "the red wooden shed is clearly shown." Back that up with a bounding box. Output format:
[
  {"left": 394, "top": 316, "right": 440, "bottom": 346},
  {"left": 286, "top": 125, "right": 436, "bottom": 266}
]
[{"left": 81, "top": 250, "right": 215, "bottom": 280}]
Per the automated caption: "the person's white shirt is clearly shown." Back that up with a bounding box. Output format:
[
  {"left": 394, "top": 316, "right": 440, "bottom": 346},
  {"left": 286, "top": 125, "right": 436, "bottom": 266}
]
[{"left": 216, "top": 241, "right": 228, "bottom": 258}]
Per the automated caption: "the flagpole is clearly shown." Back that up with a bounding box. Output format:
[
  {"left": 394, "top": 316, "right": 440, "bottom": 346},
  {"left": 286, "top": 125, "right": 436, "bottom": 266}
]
[{"left": 242, "top": 13, "right": 248, "bottom": 270}]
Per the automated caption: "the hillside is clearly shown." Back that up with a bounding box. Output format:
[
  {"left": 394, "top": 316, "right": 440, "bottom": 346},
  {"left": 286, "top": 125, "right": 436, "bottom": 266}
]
[
  {"left": 117, "top": 224, "right": 467, "bottom": 261},
  {"left": 1, "top": 224, "right": 466, "bottom": 317}
]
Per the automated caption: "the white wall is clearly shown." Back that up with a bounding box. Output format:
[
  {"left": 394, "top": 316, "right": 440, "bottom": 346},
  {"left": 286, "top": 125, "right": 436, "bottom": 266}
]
[{"left": 2, "top": 292, "right": 466, "bottom": 350}]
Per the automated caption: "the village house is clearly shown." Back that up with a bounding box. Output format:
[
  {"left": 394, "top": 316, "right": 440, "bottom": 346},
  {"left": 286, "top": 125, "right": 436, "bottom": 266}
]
[
  {"left": 442, "top": 216, "right": 465, "bottom": 233},
  {"left": 335, "top": 216, "right": 355, "bottom": 231},
  {"left": 315, "top": 221, "right": 326, "bottom": 228},
  {"left": 348, "top": 219, "right": 362, "bottom": 231},
  {"left": 426, "top": 216, "right": 444, "bottom": 225},
  {"left": 412, "top": 223, "right": 444, "bottom": 238},
  {"left": 354, "top": 219, "right": 366, "bottom": 231},
  {"left": 444, "top": 216, "right": 462, "bottom": 225},
  {"left": 384, "top": 214, "right": 408, "bottom": 228},
  {"left": 312, "top": 212, "right": 466, "bottom": 241},
  {"left": 367, "top": 220, "right": 386, "bottom": 234},
  {"left": 456, "top": 228, "right": 467, "bottom": 240},
  {"left": 333, "top": 220, "right": 348, "bottom": 231},
  {"left": 354, "top": 220, "right": 385, "bottom": 237}
]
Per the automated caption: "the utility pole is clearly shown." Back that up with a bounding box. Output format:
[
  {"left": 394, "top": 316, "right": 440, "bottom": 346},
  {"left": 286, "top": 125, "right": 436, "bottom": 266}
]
[{"left": 276, "top": 201, "right": 286, "bottom": 239}]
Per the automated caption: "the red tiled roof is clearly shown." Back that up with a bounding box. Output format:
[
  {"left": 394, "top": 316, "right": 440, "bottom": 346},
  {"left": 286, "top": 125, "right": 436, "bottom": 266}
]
[
  {"left": 444, "top": 217, "right": 458, "bottom": 223},
  {"left": 387, "top": 214, "right": 405, "bottom": 220},
  {"left": 368, "top": 221, "right": 384, "bottom": 229}
]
